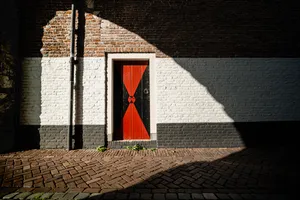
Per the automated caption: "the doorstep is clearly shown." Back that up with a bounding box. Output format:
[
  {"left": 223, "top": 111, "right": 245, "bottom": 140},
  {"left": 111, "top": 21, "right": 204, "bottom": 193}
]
[{"left": 107, "top": 140, "right": 157, "bottom": 149}]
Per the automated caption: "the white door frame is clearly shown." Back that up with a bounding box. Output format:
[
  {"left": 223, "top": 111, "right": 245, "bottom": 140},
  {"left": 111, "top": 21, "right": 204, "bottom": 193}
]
[{"left": 107, "top": 53, "right": 157, "bottom": 141}]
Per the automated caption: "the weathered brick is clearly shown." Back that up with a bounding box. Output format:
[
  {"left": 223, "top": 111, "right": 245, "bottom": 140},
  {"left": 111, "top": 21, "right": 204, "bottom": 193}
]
[{"left": 19, "top": 0, "right": 300, "bottom": 150}]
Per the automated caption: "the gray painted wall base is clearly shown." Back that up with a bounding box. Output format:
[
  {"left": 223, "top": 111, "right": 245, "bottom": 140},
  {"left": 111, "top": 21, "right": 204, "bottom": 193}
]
[
  {"left": 157, "top": 122, "right": 299, "bottom": 148},
  {"left": 18, "top": 125, "right": 105, "bottom": 150},
  {"left": 18, "top": 121, "right": 298, "bottom": 150}
]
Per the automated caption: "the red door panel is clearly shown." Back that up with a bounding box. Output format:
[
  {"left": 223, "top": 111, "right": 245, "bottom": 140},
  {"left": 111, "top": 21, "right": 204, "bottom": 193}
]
[
  {"left": 122, "top": 104, "right": 149, "bottom": 140},
  {"left": 113, "top": 61, "right": 150, "bottom": 140},
  {"left": 122, "top": 65, "right": 147, "bottom": 97}
]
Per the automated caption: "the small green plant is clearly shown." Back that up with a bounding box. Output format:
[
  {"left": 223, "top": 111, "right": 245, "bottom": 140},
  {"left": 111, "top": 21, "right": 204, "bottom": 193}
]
[
  {"left": 150, "top": 148, "right": 157, "bottom": 151},
  {"left": 125, "top": 144, "right": 146, "bottom": 151},
  {"left": 32, "top": 194, "right": 44, "bottom": 200},
  {"left": 96, "top": 146, "right": 107, "bottom": 152}
]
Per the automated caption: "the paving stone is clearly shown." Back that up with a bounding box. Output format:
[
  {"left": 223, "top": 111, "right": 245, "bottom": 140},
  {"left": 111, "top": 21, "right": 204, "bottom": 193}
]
[
  {"left": 252, "top": 194, "right": 269, "bottom": 200},
  {"left": 184, "top": 190, "right": 202, "bottom": 194},
  {"left": 140, "top": 193, "right": 152, "bottom": 200},
  {"left": 102, "top": 193, "right": 116, "bottom": 200},
  {"left": 74, "top": 193, "right": 90, "bottom": 200},
  {"left": 153, "top": 194, "right": 166, "bottom": 200},
  {"left": 0, "top": 188, "right": 18, "bottom": 199},
  {"left": 228, "top": 193, "right": 243, "bottom": 200},
  {"left": 135, "top": 189, "right": 151, "bottom": 193},
  {"left": 51, "top": 188, "right": 68, "bottom": 193},
  {"left": 40, "top": 193, "right": 54, "bottom": 200},
  {"left": 33, "top": 188, "right": 51, "bottom": 193},
  {"left": 13, "top": 192, "right": 32, "bottom": 200},
  {"left": 50, "top": 193, "right": 65, "bottom": 200},
  {"left": 202, "top": 193, "right": 218, "bottom": 200},
  {"left": 153, "top": 189, "right": 168, "bottom": 193},
  {"left": 0, "top": 148, "right": 288, "bottom": 200},
  {"left": 178, "top": 193, "right": 191, "bottom": 200},
  {"left": 115, "top": 193, "right": 128, "bottom": 200},
  {"left": 216, "top": 189, "right": 232, "bottom": 193},
  {"left": 191, "top": 193, "right": 204, "bottom": 200},
  {"left": 88, "top": 193, "right": 102, "bottom": 200},
  {"left": 100, "top": 189, "right": 116, "bottom": 194},
  {"left": 270, "top": 194, "right": 288, "bottom": 200},
  {"left": 26, "top": 193, "right": 44, "bottom": 200},
  {"left": 89, "top": 193, "right": 102, "bottom": 197},
  {"left": 239, "top": 194, "right": 254, "bottom": 199},
  {"left": 3, "top": 192, "right": 19, "bottom": 199},
  {"left": 16, "top": 188, "right": 34, "bottom": 193},
  {"left": 67, "top": 188, "right": 85, "bottom": 193},
  {"left": 83, "top": 188, "right": 101, "bottom": 193},
  {"left": 168, "top": 189, "right": 186, "bottom": 193},
  {"left": 201, "top": 190, "right": 216, "bottom": 193},
  {"left": 128, "top": 193, "right": 140, "bottom": 200},
  {"left": 166, "top": 193, "right": 178, "bottom": 200},
  {"left": 215, "top": 193, "right": 231, "bottom": 199},
  {"left": 61, "top": 192, "right": 78, "bottom": 200}
]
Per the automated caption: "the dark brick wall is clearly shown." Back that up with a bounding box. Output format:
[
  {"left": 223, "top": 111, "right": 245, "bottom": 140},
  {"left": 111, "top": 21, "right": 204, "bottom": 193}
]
[
  {"left": 21, "top": 0, "right": 300, "bottom": 58},
  {"left": 157, "top": 123, "right": 243, "bottom": 148},
  {"left": 21, "top": 0, "right": 72, "bottom": 57},
  {"left": 81, "top": 125, "right": 105, "bottom": 149},
  {"left": 157, "top": 122, "right": 299, "bottom": 148},
  {"left": 96, "top": 0, "right": 300, "bottom": 57},
  {"left": 40, "top": 126, "right": 67, "bottom": 149},
  {"left": 18, "top": 125, "right": 105, "bottom": 149}
]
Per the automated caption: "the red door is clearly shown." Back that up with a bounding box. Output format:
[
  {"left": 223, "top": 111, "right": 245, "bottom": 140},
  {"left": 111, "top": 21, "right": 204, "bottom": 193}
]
[{"left": 113, "top": 61, "right": 150, "bottom": 140}]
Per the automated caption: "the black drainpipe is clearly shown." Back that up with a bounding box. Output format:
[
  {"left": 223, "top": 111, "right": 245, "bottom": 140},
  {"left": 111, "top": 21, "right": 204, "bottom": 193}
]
[{"left": 68, "top": 2, "right": 76, "bottom": 150}]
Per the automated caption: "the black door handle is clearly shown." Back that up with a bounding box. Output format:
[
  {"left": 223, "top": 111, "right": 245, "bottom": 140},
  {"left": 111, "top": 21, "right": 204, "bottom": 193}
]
[{"left": 144, "top": 88, "right": 149, "bottom": 94}]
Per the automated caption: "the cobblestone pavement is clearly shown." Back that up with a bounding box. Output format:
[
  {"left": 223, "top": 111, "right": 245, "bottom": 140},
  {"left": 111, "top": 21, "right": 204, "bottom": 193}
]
[{"left": 0, "top": 148, "right": 295, "bottom": 199}]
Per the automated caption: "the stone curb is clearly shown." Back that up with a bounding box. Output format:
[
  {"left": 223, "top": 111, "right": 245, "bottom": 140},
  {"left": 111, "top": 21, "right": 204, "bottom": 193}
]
[{"left": 0, "top": 189, "right": 288, "bottom": 200}]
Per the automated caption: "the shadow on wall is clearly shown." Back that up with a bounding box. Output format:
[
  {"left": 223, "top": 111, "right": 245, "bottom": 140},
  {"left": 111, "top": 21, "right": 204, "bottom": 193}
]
[
  {"left": 18, "top": 58, "right": 41, "bottom": 150},
  {"left": 173, "top": 58, "right": 300, "bottom": 147},
  {"left": 19, "top": 0, "right": 86, "bottom": 150},
  {"left": 16, "top": 0, "right": 48, "bottom": 150},
  {"left": 18, "top": 0, "right": 300, "bottom": 150},
  {"left": 74, "top": 0, "right": 86, "bottom": 149},
  {"left": 91, "top": 0, "right": 300, "bottom": 147},
  {"left": 0, "top": 0, "right": 21, "bottom": 153},
  {"left": 89, "top": 0, "right": 300, "bottom": 56}
]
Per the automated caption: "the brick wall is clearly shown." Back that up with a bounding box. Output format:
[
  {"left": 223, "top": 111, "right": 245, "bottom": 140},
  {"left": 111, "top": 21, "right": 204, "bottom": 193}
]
[
  {"left": 21, "top": 58, "right": 106, "bottom": 149},
  {"left": 21, "top": 0, "right": 300, "bottom": 58},
  {"left": 156, "top": 58, "right": 300, "bottom": 124},
  {"left": 21, "top": 58, "right": 105, "bottom": 125},
  {"left": 41, "top": 11, "right": 102, "bottom": 57},
  {"left": 156, "top": 58, "right": 300, "bottom": 147},
  {"left": 20, "top": 0, "right": 300, "bottom": 149}
]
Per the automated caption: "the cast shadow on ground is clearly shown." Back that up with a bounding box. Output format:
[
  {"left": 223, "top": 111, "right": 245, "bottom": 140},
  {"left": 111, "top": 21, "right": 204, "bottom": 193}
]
[{"left": 86, "top": 148, "right": 296, "bottom": 199}]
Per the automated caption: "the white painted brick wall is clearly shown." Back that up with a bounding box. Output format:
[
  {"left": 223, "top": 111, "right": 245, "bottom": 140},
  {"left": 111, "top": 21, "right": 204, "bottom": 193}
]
[
  {"left": 75, "top": 58, "right": 105, "bottom": 125},
  {"left": 21, "top": 57, "right": 300, "bottom": 126},
  {"left": 21, "top": 57, "right": 105, "bottom": 125},
  {"left": 21, "top": 58, "right": 43, "bottom": 125},
  {"left": 156, "top": 58, "right": 300, "bottom": 123}
]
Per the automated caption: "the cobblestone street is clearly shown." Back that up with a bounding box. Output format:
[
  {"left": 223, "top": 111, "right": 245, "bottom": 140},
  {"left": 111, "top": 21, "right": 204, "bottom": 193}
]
[{"left": 0, "top": 148, "right": 294, "bottom": 199}]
